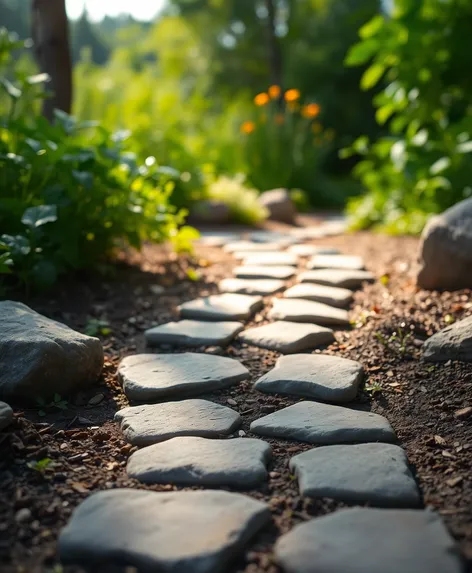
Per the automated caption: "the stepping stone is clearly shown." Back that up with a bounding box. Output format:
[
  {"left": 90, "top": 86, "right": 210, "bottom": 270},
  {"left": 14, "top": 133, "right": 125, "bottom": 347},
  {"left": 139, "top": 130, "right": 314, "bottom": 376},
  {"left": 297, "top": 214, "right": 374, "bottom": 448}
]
[
  {"left": 234, "top": 265, "right": 296, "bottom": 280},
  {"left": 127, "top": 436, "right": 272, "bottom": 487},
  {"left": 283, "top": 283, "right": 352, "bottom": 308},
  {"left": 288, "top": 244, "right": 340, "bottom": 256},
  {"left": 115, "top": 399, "right": 241, "bottom": 446},
  {"left": 219, "top": 278, "right": 286, "bottom": 296},
  {"left": 290, "top": 443, "right": 420, "bottom": 507},
  {"left": 241, "top": 253, "right": 298, "bottom": 267},
  {"left": 248, "top": 231, "right": 296, "bottom": 244},
  {"left": 269, "top": 298, "right": 350, "bottom": 327},
  {"left": 59, "top": 489, "right": 270, "bottom": 573},
  {"left": 118, "top": 353, "right": 249, "bottom": 401},
  {"left": 197, "top": 233, "right": 241, "bottom": 247},
  {"left": 254, "top": 354, "right": 363, "bottom": 403},
  {"left": 250, "top": 401, "right": 396, "bottom": 444},
  {"left": 145, "top": 320, "right": 243, "bottom": 347},
  {"left": 224, "top": 240, "right": 283, "bottom": 253},
  {"left": 275, "top": 507, "right": 463, "bottom": 573},
  {"left": 239, "top": 322, "right": 335, "bottom": 354},
  {"left": 308, "top": 254, "right": 365, "bottom": 270},
  {"left": 423, "top": 315, "right": 472, "bottom": 362},
  {"left": 179, "top": 294, "right": 263, "bottom": 321},
  {"left": 298, "top": 268, "right": 375, "bottom": 289},
  {"left": 0, "top": 401, "right": 13, "bottom": 431}
]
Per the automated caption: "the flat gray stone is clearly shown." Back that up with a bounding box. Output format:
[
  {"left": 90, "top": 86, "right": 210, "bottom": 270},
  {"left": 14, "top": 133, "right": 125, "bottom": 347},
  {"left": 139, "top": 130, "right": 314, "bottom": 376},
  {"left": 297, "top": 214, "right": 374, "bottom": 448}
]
[
  {"left": 219, "top": 278, "right": 286, "bottom": 296},
  {"left": 298, "top": 268, "right": 375, "bottom": 289},
  {"left": 0, "top": 301, "right": 103, "bottom": 403},
  {"left": 224, "top": 240, "right": 283, "bottom": 253},
  {"left": 275, "top": 507, "right": 463, "bottom": 573},
  {"left": 115, "top": 399, "right": 241, "bottom": 446},
  {"left": 59, "top": 489, "right": 270, "bottom": 573},
  {"left": 269, "top": 299, "right": 350, "bottom": 327},
  {"left": 283, "top": 283, "right": 352, "bottom": 308},
  {"left": 288, "top": 244, "right": 341, "bottom": 257},
  {"left": 0, "top": 401, "right": 13, "bottom": 431},
  {"left": 179, "top": 294, "right": 263, "bottom": 321},
  {"left": 290, "top": 443, "right": 420, "bottom": 507},
  {"left": 197, "top": 232, "right": 241, "bottom": 247},
  {"left": 250, "top": 401, "right": 396, "bottom": 444},
  {"left": 127, "top": 436, "right": 271, "bottom": 487},
  {"left": 423, "top": 315, "right": 472, "bottom": 362},
  {"left": 239, "top": 321, "right": 335, "bottom": 354},
  {"left": 241, "top": 253, "right": 298, "bottom": 267},
  {"left": 118, "top": 353, "right": 249, "bottom": 401},
  {"left": 145, "top": 320, "right": 243, "bottom": 347},
  {"left": 248, "top": 231, "right": 297, "bottom": 244},
  {"left": 308, "top": 254, "right": 365, "bottom": 270},
  {"left": 254, "top": 354, "right": 363, "bottom": 403},
  {"left": 234, "top": 265, "right": 296, "bottom": 280}
]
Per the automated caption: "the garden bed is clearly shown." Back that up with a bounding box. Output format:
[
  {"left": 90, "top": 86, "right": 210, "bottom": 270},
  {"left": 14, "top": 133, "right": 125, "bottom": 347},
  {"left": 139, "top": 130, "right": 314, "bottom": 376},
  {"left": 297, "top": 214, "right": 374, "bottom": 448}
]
[{"left": 0, "top": 223, "right": 471, "bottom": 572}]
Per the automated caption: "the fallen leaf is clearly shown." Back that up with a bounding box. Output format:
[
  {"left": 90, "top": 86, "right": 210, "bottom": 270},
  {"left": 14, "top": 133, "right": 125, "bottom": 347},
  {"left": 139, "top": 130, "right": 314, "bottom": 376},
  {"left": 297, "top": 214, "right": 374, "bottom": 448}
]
[
  {"left": 434, "top": 435, "right": 447, "bottom": 446},
  {"left": 71, "top": 482, "right": 89, "bottom": 494},
  {"left": 446, "top": 476, "right": 463, "bottom": 487}
]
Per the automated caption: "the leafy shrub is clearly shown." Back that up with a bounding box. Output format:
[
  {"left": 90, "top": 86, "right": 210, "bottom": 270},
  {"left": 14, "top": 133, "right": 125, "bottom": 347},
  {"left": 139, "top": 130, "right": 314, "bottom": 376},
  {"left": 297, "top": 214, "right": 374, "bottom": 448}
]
[
  {"left": 0, "top": 29, "right": 189, "bottom": 291},
  {"left": 344, "top": 0, "right": 472, "bottom": 234}
]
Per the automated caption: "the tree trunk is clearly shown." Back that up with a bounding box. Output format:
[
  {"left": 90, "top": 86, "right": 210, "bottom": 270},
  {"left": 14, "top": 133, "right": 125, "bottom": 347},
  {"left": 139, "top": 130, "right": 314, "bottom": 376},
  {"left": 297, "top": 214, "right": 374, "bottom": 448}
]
[
  {"left": 32, "top": 0, "right": 72, "bottom": 121},
  {"left": 265, "top": 0, "right": 283, "bottom": 90}
]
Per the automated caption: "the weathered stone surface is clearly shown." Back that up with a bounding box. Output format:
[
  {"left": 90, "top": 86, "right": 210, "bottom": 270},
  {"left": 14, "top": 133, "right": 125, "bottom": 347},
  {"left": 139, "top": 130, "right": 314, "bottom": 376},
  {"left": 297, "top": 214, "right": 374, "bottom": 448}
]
[
  {"left": 423, "top": 315, "right": 472, "bottom": 362},
  {"left": 275, "top": 507, "right": 463, "bottom": 573},
  {"left": 250, "top": 401, "right": 396, "bottom": 444},
  {"left": 241, "top": 253, "right": 298, "bottom": 267},
  {"left": 269, "top": 298, "right": 350, "bottom": 326},
  {"left": 298, "top": 269, "right": 375, "bottom": 289},
  {"left": 189, "top": 200, "right": 231, "bottom": 225},
  {"left": 234, "top": 266, "right": 296, "bottom": 280},
  {"left": 0, "top": 401, "right": 13, "bottom": 431},
  {"left": 290, "top": 443, "right": 420, "bottom": 507},
  {"left": 248, "top": 231, "right": 297, "bottom": 245},
  {"left": 417, "top": 198, "right": 472, "bottom": 290},
  {"left": 255, "top": 354, "right": 363, "bottom": 403},
  {"left": 0, "top": 301, "right": 103, "bottom": 403},
  {"left": 283, "top": 283, "right": 352, "bottom": 308},
  {"left": 287, "top": 244, "right": 340, "bottom": 256},
  {"left": 115, "top": 399, "right": 241, "bottom": 446},
  {"left": 127, "top": 437, "right": 271, "bottom": 487},
  {"left": 219, "top": 278, "right": 286, "bottom": 296},
  {"left": 257, "top": 189, "right": 297, "bottom": 224},
  {"left": 197, "top": 233, "right": 241, "bottom": 247},
  {"left": 308, "top": 254, "right": 365, "bottom": 270},
  {"left": 59, "top": 489, "right": 270, "bottom": 573},
  {"left": 145, "top": 320, "right": 243, "bottom": 347},
  {"left": 118, "top": 353, "right": 249, "bottom": 401},
  {"left": 239, "top": 322, "right": 335, "bottom": 354},
  {"left": 179, "top": 294, "right": 263, "bottom": 321},
  {"left": 224, "top": 241, "right": 283, "bottom": 253}
]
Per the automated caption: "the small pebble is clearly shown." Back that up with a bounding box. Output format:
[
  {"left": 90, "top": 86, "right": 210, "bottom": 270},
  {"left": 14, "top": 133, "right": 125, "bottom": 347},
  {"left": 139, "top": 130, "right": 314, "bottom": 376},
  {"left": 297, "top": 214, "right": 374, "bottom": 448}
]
[
  {"left": 238, "top": 430, "right": 247, "bottom": 437},
  {"left": 15, "top": 508, "right": 32, "bottom": 523},
  {"left": 88, "top": 393, "right": 105, "bottom": 406},
  {"left": 227, "top": 398, "right": 238, "bottom": 406}
]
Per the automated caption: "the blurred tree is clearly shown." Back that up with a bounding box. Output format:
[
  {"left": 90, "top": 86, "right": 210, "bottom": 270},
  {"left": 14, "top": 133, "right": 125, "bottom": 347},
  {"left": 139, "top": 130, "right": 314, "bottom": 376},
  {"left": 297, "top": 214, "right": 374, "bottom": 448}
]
[
  {"left": 71, "top": 9, "right": 110, "bottom": 64},
  {"left": 32, "top": 0, "right": 72, "bottom": 119}
]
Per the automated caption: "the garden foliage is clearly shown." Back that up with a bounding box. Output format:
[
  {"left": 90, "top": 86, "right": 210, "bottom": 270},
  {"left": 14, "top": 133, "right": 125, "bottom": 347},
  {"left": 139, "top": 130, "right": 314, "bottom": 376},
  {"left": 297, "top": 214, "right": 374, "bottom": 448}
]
[
  {"left": 0, "top": 29, "right": 191, "bottom": 291},
  {"left": 344, "top": 0, "right": 472, "bottom": 234}
]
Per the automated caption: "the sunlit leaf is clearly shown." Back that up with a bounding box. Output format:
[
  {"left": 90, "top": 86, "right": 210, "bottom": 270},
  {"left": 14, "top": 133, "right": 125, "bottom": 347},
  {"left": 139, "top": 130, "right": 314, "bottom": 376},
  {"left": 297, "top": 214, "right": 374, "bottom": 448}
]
[{"left": 21, "top": 205, "right": 58, "bottom": 228}]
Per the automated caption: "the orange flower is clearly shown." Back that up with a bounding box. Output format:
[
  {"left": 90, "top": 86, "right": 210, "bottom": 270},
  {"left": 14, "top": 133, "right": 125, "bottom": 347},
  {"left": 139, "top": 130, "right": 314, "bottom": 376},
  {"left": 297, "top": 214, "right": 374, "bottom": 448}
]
[
  {"left": 302, "top": 103, "right": 320, "bottom": 119},
  {"left": 268, "top": 85, "right": 281, "bottom": 99},
  {"left": 254, "top": 92, "right": 270, "bottom": 106},
  {"left": 240, "top": 121, "right": 256, "bottom": 134},
  {"left": 275, "top": 113, "right": 284, "bottom": 125},
  {"left": 284, "top": 89, "right": 300, "bottom": 102}
]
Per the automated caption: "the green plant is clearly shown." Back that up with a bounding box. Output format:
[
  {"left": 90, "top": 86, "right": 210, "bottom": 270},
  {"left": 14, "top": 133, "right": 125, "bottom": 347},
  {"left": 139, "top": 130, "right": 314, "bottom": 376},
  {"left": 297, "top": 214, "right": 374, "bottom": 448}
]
[
  {"left": 365, "top": 381, "right": 383, "bottom": 396},
  {"left": 36, "top": 394, "right": 68, "bottom": 416},
  {"left": 343, "top": 0, "right": 472, "bottom": 234},
  {"left": 27, "top": 457, "right": 53, "bottom": 473},
  {"left": 375, "top": 327, "right": 412, "bottom": 357},
  {"left": 84, "top": 318, "right": 112, "bottom": 337},
  {"left": 0, "top": 28, "right": 191, "bottom": 291}
]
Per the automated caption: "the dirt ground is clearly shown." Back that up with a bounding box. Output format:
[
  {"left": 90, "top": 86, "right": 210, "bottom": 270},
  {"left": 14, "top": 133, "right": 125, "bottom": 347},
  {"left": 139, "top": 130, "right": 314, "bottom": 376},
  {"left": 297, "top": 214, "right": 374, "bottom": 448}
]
[{"left": 1, "top": 222, "right": 471, "bottom": 573}]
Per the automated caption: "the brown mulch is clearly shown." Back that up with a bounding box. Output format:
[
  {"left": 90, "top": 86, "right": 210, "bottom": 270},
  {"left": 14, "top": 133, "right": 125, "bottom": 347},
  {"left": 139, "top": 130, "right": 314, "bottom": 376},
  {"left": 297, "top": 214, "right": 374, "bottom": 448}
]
[{"left": 0, "top": 224, "right": 471, "bottom": 573}]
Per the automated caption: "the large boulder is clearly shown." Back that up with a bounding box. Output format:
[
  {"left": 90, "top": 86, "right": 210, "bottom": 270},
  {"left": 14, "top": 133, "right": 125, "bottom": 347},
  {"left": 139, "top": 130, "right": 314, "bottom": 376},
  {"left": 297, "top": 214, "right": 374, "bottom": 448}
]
[
  {"left": 258, "top": 189, "right": 297, "bottom": 224},
  {"left": 417, "top": 198, "right": 472, "bottom": 290},
  {"left": 423, "top": 315, "right": 472, "bottom": 362},
  {"left": 0, "top": 301, "right": 103, "bottom": 403},
  {"left": 188, "top": 200, "right": 231, "bottom": 225}
]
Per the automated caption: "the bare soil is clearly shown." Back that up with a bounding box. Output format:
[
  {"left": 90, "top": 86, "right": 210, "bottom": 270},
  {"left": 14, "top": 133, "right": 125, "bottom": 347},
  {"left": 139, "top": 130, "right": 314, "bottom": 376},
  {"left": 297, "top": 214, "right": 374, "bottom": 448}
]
[{"left": 1, "top": 224, "right": 471, "bottom": 573}]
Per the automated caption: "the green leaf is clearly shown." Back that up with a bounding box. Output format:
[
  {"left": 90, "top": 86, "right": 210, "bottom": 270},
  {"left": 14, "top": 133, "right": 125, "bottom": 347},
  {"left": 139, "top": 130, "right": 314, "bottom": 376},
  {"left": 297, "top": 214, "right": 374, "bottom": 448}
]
[
  {"left": 21, "top": 205, "right": 58, "bottom": 228},
  {"left": 345, "top": 39, "right": 379, "bottom": 66},
  {"left": 361, "top": 63, "right": 385, "bottom": 90},
  {"left": 1, "top": 234, "right": 31, "bottom": 256},
  {"left": 359, "top": 15, "right": 385, "bottom": 39},
  {"left": 186, "top": 268, "right": 200, "bottom": 281},
  {"left": 376, "top": 104, "right": 395, "bottom": 125}
]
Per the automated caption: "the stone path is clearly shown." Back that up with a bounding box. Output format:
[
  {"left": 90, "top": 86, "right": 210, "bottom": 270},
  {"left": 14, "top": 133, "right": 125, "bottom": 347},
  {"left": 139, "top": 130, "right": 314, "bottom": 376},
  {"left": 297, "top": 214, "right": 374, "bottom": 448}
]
[{"left": 58, "top": 225, "right": 463, "bottom": 572}]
